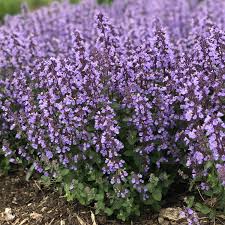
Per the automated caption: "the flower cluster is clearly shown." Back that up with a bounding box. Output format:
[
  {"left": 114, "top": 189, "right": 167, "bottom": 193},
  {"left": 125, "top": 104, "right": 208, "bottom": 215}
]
[
  {"left": 0, "top": 0, "right": 224, "bottom": 220},
  {"left": 181, "top": 208, "right": 200, "bottom": 225}
]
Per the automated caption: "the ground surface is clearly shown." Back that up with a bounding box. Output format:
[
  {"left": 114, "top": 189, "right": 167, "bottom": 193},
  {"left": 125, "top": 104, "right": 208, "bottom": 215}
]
[
  {"left": 0, "top": 171, "right": 224, "bottom": 225},
  {"left": 0, "top": 170, "right": 158, "bottom": 225}
]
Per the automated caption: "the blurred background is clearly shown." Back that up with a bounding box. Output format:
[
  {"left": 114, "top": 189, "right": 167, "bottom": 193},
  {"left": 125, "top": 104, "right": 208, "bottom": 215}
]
[{"left": 0, "top": 0, "right": 111, "bottom": 20}]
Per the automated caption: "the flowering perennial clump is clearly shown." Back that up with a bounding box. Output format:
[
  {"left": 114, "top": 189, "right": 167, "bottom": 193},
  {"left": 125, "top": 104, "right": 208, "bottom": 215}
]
[{"left": 0, "top": 0, "right": 225, "bottom": 221}]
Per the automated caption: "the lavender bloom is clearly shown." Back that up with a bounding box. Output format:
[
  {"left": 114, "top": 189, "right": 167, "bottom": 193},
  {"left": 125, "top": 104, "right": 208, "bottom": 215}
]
[
  {"left": 181, "top": 208, "right": 200, "bottom": 225},
  {"left": 0, "top": 0, "right": 225, "bottom": 210}
]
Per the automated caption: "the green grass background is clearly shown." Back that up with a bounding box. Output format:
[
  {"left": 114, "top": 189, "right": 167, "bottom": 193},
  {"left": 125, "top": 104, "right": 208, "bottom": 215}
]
[{"left": 0, "top": 0, "right": 111, "bottom": 20}]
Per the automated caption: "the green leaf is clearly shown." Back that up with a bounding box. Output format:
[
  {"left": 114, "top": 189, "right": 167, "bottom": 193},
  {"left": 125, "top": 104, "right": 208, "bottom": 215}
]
[
  {"left": 134, "top": 207, "right": 140, "bottom": 216},
  {"left": 41, "top": 175, "right": 51, "bottom": 187},
  {"left": 134, "top": 155, "right": 143, "bottom": 168},
  {"left": 147, "top": 175, "right": 159, "bottom": 192},
  {"left": 25, "top": 164, "right": 35, "bottom": 181},
  {"left": 111, "top": 102, "right": 120, "bottom": 110},
  {"left": 96, "top": 201, "right": 105, "bottom": 210},
  {"left": 122, "top": 117, "right": 130, "bottom": 122},
  {"left": 105, "top": 208, "right": 114, "bottom": 216},
  {"left": 123, "top": 149, "right": 134, "bottom": 157},
  {"left": 112, "top": 199, "right": 124, "bottom": 210},
  {"left": 152, "top": 189, "right": 162, "bottom": 201},
  {"left": 185, "top": 196, "right": 195, "bottom": 208},
  {"left": 151, "top": 201, "right": 161, "bottom": 211},
  {"left": 96, "top": 192, "right": 104, "bottom": 201},
  {"left": 87, "top": 125, "right": 95, "bottom": 132},
  {"left": 79, "top": 198, "right": 86, "bottom": 205},
  {"left": 78, "top": 183, "right": 84, "bottom": 190},
  {"left": 0, "top": 157, "right": 10, "bottom": 174},
  {"left": 195, "top": 203, "right": 211, "bottom": 215},
  {"left": 212, "top": 186, "right": 223, "bottom": 195},
  {"left": 60, "top": 169, "right": 70, "bottom": 177},
  {"left": 117, "top": 210, "right": 127, "bottom": 221},
  {"left": 204, "top": 161, "right": 213, "bottom": 170},
  {"left": 127, "top": 130, "right": 137, "bottom": 145}
]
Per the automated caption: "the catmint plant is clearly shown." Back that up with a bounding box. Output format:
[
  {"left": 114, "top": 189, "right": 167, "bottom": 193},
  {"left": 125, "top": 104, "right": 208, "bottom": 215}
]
[{"left": 0, "top": 0, "right": 224, "bottom": 221}]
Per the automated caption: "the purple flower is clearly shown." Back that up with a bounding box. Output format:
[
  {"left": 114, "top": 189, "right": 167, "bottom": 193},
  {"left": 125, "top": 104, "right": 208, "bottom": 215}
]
[
  {"left": 0, "top": 0, "right": 225, "bottom": 210},
  {"left": 46, "top": 151, "right": 53, "bottom": 160}
]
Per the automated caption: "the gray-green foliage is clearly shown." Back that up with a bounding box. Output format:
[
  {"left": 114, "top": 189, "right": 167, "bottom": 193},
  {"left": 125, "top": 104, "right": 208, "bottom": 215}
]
[
  {"left": 0, "top": 0, "right": 51, "bottom": 20},
  {"left": 0, "top": 0, "right": 84, "bottom": 20}
]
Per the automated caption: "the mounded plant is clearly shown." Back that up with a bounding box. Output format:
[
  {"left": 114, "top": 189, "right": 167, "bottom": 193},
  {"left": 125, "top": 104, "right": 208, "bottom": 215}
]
[{"left": 0, "top": 0, "right": 225, "bottom": 222}]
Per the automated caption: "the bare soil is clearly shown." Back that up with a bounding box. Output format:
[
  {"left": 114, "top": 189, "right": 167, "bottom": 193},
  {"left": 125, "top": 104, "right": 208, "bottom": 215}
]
[
  {"left": 0, "top": 170, "right": 224, "bottom": 225},
  {"left": 0, "top": 170, "right": 158, "bottom": 225}
]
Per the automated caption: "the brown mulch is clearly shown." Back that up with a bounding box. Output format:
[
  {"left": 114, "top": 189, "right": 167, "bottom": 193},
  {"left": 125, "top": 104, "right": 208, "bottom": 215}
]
[
  {"left": 0, "top": 170, "right": 224, "bottom": 225},
  {"left": 0, "top": 170, "right": 158, "bottom": 225}
]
